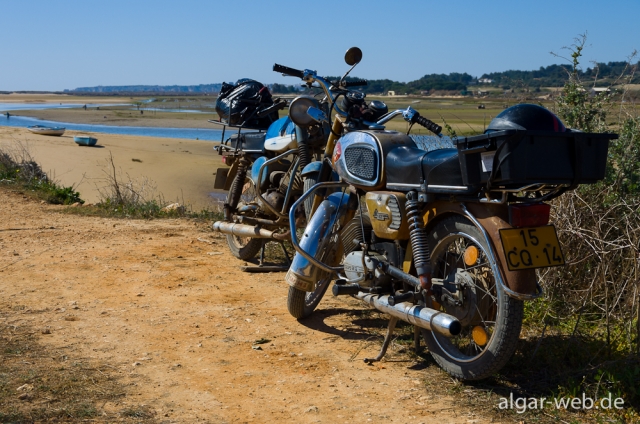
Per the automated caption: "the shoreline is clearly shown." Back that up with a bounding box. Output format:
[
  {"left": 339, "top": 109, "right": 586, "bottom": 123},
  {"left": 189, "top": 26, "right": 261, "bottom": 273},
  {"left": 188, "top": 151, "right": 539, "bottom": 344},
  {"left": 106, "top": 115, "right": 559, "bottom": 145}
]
[
  {"left": 0, "top": 125, "right": 226, "bottom": 210},
  {"left": 7, "top": 108, "right": 220, "bottom": 130}
]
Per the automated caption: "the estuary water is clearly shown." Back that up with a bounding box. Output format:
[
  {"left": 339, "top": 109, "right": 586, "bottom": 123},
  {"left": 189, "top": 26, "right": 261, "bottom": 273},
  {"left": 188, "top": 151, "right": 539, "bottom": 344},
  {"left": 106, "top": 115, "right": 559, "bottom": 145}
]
[{"left": 0, "top": 102, "right": 225, "bottom": 141}]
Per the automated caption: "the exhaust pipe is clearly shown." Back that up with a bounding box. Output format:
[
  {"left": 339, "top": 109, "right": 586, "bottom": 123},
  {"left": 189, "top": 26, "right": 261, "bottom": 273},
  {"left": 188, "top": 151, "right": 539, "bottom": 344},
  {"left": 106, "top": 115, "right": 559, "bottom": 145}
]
[
  {"left": 355, "top": 293, "right": 461, "bottom": 338},
  {"left": 212, "top": 221, "right": 275, "bottom": 239}
]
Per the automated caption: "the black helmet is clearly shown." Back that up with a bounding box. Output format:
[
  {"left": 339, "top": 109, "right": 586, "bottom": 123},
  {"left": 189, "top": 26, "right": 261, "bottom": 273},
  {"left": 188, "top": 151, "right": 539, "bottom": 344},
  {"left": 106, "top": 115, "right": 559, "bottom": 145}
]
[{"left": 486, "top": 104, "right": 566, "bottom": 133}]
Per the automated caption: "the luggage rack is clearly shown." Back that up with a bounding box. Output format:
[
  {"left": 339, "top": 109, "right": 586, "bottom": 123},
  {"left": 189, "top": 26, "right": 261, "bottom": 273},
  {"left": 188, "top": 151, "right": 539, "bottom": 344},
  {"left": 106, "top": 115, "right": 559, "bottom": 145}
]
[
  {"left": 478, "top": 183, "right": 572, "bottom": 204},
  {"left": 209, "top": 97, "right": 288, "bottom": 155},
  {"left": 208, "top": 118, "right": 268, "bottom": 155}
]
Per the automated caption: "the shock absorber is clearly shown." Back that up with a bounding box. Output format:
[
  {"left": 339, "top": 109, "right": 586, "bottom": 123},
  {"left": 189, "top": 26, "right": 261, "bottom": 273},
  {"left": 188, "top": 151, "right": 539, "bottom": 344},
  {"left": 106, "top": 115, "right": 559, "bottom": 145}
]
[
  {"left": 405, "top": 191, "right": 432, "bottom": 293},
  {"left": 296, "top": 126, "right": 311, "bottom": 170},
  {"left": 225, "top": 156, "right": 250, "bottom": 219}
]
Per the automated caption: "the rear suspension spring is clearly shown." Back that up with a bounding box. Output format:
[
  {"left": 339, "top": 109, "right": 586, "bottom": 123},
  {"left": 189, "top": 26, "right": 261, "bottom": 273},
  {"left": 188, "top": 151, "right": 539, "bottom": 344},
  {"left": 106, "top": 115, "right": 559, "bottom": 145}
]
[
  {"left": 227, "top": 156, "right": 250, "bottom": 213},
  {"left": 406, "top": 191, "right": 431, "bottom": 290}
]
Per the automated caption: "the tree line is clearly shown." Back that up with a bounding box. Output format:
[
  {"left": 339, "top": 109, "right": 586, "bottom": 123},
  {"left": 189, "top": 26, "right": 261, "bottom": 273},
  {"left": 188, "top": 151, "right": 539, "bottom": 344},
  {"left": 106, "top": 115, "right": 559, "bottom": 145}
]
[{"left": 269, "top": 60, "right": 640, "bottom": 95}]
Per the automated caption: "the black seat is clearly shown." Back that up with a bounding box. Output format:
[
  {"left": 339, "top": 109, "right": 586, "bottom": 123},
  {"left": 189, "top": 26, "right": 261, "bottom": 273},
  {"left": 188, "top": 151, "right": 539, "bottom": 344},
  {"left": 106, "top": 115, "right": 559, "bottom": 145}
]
[
  {"left": 228, "top": 132, "right": 266, "bottom": 153},
  {"left": 386, "top": 146, "right": 473, "bottom": 193}
]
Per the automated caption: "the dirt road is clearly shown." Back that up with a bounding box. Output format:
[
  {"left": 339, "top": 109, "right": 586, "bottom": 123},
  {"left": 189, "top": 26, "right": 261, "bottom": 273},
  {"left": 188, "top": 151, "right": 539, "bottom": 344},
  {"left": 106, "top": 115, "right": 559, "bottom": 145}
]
[{"left": 0, "top": 188, "right": 490, "bottom": 423}]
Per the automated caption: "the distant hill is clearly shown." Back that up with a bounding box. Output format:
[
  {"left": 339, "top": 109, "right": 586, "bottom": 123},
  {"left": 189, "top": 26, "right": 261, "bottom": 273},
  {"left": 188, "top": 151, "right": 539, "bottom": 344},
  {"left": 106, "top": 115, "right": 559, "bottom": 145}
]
[
  {"left": 64, "top": 60, "right": 639, "bottom": 95},
  {"left": 65, "top": 84, "right": 223, "bottom": 94}
]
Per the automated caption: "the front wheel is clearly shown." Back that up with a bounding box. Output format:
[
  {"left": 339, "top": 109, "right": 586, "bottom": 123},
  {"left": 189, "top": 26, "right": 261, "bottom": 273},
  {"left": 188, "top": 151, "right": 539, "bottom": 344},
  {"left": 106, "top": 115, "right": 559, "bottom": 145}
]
[
  {"left": 422, "top": 215, "right": 523, "bottom": 380},
  {"left": 287, "top": 279, "right": 331, "bottom": 319}
]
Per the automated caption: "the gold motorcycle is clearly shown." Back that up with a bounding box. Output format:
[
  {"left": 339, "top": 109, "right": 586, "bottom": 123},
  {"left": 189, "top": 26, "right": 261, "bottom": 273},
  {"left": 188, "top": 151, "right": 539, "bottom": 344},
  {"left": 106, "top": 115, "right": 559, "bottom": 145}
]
[{"left": 285, "top": 96, "right": 617, "bottom": 380}]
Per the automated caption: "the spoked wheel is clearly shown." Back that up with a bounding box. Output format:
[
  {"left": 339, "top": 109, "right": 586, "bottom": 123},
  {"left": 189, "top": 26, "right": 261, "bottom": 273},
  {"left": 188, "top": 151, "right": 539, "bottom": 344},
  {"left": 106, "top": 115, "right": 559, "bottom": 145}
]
[
  {"left": 225, "top": 176, "right": 264, "bottom": 260},
  {"left": 422, "top": 215, "right": 523, "bottom": 380}
]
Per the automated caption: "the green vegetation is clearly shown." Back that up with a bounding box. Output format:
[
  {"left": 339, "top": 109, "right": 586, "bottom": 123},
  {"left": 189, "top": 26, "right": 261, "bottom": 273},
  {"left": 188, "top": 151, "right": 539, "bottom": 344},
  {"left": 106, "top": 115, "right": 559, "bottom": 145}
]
[
  {"left": 483, "top": 34, "right": 640, "bottom": 423},
  {"left": 0, "top": 142, "right": 83, "bottom": 205}
]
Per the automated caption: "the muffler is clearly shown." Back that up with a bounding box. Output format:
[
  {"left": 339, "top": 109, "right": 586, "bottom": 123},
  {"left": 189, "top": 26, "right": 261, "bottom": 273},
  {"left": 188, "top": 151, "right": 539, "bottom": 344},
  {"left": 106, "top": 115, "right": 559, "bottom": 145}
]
[
  {"left": 355, "top": 292, "right": 461, "bottom": 338},
  {"left": 212, "top": 221, "right": 275, "bottom": 239}
]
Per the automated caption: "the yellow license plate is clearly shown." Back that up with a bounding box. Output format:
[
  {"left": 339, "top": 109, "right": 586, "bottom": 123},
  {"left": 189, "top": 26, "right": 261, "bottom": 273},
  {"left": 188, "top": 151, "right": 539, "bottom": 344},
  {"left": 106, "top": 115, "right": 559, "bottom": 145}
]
[{"left": 499, "top": 225, "right": 565, "bottom": 271}]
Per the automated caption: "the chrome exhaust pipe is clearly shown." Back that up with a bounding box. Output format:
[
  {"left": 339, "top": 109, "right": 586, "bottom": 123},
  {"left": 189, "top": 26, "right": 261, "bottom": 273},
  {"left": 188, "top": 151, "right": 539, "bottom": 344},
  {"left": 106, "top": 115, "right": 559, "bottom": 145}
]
[
  {"left": 355, "top": 293, "right": 461, "bottom": 338},
  {"left": 212, "top": 221, "right": 275, "bottom": 239}
]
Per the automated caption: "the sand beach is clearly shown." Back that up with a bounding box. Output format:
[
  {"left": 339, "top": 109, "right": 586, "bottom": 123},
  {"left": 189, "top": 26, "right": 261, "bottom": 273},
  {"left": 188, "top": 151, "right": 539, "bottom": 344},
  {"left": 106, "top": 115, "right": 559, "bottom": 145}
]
[{"left": 0, "top": 95, "right": 226, "bottom": 210}]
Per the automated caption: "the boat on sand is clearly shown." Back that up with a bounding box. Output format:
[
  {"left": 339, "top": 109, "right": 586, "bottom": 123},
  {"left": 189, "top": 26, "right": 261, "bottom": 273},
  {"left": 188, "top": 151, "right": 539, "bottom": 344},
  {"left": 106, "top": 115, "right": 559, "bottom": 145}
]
[
  {"left": 74, "top": 136, "right": 98, "bottom": 146},
  {"left": 27, "top": 125, "right": 66, "bottom": 136}
]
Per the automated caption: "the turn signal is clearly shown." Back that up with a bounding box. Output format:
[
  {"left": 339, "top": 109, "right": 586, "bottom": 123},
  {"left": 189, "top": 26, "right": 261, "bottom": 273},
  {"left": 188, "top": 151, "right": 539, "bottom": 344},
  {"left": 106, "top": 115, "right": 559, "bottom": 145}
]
[
  {"left": 332, "top": 141, "right": 342, "bottom": 165},
  {"left": 508, "top": 203, "right": 550, "bottom": 228}
]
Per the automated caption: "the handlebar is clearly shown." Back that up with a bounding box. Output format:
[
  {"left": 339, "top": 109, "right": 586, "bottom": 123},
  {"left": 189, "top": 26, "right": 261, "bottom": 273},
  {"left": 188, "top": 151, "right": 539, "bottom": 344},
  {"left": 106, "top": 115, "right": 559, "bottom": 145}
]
[
  {"left": 273, "top": 64, "right": 304, "bottom": 79},
  {"left": 414, "top": 115, "right": 442, "bottom": 135},
  {"left": 342, "top": 79, "right": 368, "bottom": 88}
]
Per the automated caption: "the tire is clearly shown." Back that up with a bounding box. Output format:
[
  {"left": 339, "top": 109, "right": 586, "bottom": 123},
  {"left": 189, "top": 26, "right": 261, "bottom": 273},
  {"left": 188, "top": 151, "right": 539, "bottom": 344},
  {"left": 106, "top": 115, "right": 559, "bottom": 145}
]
[
  {"left": 225, "top": 176, "right": 264, "bottom": 261},
  {"left": 422, "top": 215, "right": 524, "bottom": 381},
  {"left": 302, "top": 173, "right": 319, "bottom": 221},
  {"left": 286, "top": 212, "right": 368, "bottom": 319},
  {"left": 287, "top": 279, "right": 331, "bottom": 319}
]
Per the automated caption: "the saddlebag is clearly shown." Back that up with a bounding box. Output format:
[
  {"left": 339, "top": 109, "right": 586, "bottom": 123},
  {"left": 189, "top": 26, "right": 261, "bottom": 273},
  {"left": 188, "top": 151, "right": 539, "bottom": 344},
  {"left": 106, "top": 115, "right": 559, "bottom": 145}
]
[
  {"left": 215, "top": 79, "right": 279, "bottom": 129},
  {"left": 455, "top": 129, "right": 617, "bottom": 190}
]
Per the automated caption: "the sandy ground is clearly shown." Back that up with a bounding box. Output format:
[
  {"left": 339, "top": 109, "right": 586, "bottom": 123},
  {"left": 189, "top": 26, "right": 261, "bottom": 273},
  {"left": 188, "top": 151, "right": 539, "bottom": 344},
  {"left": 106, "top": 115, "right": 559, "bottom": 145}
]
[
  {"left": 0, "top": 126, "right": 225, "bottom": 210},
  {"left": 0, "top": 187, "right": 490, "bottom": 423}
]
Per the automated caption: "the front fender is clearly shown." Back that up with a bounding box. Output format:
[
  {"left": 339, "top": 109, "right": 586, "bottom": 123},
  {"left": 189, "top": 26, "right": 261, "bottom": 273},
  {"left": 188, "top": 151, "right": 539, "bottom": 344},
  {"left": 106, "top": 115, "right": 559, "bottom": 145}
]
[{"left": 285, "top": 192, "right": 350, "bottom": 291}]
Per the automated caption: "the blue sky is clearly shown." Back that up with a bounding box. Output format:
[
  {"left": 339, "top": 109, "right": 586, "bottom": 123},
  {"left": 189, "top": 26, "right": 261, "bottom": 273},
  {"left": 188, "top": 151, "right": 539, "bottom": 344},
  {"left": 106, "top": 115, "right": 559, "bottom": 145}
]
[{"left": 2, "top": 0, "right": 639, "bottom": 91}]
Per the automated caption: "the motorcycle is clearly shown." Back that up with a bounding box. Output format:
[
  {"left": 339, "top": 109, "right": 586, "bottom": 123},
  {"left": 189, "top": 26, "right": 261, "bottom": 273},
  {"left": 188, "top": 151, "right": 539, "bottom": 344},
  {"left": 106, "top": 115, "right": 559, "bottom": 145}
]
[
  {"left": 212, "top": 48, "right": 380, "bottom": 263},
  {"left": 284, "top": 71, "right": 618, "bottom": 379}
]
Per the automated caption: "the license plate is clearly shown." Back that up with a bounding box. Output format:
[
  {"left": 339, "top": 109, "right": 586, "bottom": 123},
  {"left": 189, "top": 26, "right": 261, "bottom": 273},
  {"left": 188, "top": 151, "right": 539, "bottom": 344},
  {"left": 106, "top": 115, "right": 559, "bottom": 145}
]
[{"left": 499, "top": 225, "right": 565, "bottom": 271}]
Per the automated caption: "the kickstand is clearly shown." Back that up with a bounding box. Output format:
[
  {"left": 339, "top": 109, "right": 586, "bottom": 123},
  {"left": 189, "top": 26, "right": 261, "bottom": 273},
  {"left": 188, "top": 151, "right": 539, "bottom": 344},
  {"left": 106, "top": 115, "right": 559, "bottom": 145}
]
[
  {"left": 414, "top": 325, "right": 422, "bottom": 353},
  {"left": 364, "top": 317, "right": 399, "bottom": 364},
  {"left": 240, "top": 241, "right": 291, "bottom": 273},
  {"left": 280, "top": 241, "right": 291, "bottom": 266}
]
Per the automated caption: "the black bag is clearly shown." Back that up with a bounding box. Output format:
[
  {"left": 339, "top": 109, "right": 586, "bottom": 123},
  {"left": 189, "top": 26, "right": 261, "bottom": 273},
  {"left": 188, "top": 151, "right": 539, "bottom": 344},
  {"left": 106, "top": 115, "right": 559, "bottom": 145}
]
[{"left": 215, "top": 79, "right": 279, "bottom": 129}]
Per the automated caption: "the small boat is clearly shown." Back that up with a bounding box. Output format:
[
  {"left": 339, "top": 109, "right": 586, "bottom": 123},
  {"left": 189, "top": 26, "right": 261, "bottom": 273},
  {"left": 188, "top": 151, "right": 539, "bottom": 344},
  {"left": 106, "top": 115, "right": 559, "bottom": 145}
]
[
  {"left": 74, "top": 136, "right": 98, "bottom": 146},
  {"left": 27, "top": 125, "right": 66, "bottom": 136}
]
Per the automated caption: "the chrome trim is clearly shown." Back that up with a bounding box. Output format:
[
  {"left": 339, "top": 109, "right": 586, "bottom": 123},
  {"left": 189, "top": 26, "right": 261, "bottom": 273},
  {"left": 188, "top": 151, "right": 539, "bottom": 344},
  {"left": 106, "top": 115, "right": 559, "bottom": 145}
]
[
  {"left": 334, "top": 132, "right": 381, "bottom": 187},
  {"left": 461, "top": 204, "right": 543, "bottom": 301},
  {"left": 427, "top": 185, "right": 470, "bottom": 191},
  {"left": 386, "top": 183, "right": 421, "bottom": 188}
]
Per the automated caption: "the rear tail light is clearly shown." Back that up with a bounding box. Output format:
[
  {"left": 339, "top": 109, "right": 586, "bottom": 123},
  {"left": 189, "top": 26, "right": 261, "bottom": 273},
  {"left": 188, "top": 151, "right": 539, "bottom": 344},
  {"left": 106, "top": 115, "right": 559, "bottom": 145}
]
[{"left": 509, "top": 203, "right": 551, "bottom": 228}]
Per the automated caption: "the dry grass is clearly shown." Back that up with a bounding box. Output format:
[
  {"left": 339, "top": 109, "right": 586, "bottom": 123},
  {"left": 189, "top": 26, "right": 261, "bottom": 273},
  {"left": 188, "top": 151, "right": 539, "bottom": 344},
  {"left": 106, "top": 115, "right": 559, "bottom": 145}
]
[{"left": 0, "top": 305, "right": 156, "bottom": 422}]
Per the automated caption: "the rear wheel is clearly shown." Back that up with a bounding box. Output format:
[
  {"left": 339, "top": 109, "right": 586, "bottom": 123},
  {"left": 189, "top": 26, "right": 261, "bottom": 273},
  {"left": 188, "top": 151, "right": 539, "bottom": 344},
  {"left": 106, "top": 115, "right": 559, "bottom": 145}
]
[
  {"left": 225, "top": 176, "right": 264, "bottom": 260},
  {"left": 422, "top": 215, "right": 523, "bottom": 380}
]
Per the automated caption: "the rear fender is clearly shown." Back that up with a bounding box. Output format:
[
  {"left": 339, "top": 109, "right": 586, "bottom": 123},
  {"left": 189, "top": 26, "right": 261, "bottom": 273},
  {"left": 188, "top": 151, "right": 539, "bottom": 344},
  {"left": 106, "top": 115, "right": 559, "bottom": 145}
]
[{"left": 419, "top": 202, "right": 537, "bottom": 297}]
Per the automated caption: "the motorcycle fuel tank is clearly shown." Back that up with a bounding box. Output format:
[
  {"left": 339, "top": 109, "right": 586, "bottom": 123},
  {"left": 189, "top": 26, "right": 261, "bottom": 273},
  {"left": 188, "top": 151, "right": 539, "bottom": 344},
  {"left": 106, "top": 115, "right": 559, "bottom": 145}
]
[
  {"left": 264, "top": 116, "right": 297, "bottom": 152},
  {"left": 333, "top": 130, "right": 415, "bottom": 190}
]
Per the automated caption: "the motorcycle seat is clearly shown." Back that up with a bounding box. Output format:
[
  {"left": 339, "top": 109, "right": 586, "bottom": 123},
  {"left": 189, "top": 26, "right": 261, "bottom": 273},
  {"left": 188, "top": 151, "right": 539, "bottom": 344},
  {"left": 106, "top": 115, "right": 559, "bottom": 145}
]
[
  {"left": 227, "top": 132, "right": 266, "bottom": 153},
  {"left": 386, "top": 146, "right": 477, "bottom": 194}
]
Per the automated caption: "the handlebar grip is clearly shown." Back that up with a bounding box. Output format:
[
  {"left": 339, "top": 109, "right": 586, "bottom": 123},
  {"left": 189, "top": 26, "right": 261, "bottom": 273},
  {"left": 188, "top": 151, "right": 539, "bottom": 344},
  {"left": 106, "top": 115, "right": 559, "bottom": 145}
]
[
  {"left": 273, "top": 63, "right": 304, "bottom": 78},
  {"left": 415, "top": 115, "right": 442, "bottom": 135},
  {"left": 344, "top": 79, "right": 368, "bottom": 87}
]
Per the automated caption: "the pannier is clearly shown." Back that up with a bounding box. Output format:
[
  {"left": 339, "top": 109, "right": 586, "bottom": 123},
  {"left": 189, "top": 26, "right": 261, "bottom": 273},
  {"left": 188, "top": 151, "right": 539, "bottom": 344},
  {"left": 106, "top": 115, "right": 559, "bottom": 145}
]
[
  {"left": 215, "top": 79, "right": 279, "bottom": 129},
  {"left": 455, "top": 129, "right": 618, "bottom": 190}
]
